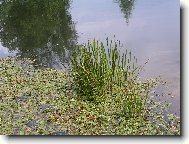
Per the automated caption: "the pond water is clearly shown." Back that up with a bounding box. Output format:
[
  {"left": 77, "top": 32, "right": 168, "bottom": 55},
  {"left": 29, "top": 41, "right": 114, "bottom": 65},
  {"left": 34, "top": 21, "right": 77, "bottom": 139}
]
[{"left": 0, "top": 0, "right": 180, "bottom": 115}]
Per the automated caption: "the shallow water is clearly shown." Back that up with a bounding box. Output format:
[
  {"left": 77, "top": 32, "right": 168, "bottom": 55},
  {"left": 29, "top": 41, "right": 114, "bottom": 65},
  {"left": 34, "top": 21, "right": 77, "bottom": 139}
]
[{"left": 0, "top": 0, "right": 180, "bottom": 115}]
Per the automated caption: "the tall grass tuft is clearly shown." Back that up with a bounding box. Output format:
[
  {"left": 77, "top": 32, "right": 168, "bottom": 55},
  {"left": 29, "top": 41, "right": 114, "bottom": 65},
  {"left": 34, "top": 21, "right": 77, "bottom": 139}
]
[
  {"left": 70, "top": 38, "right": 162, "bottom": 119},
  {"left": 71, "top": 38, "right": 138, "bottom": 101}
]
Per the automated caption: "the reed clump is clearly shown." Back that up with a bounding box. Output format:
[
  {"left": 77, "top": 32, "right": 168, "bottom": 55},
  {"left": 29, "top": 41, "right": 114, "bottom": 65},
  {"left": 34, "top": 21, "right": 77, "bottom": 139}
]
[
  {"left": 71, "top": 38, "right": 146, "bottom": 118},
  {"left": 71, "top": 38, "right": 137, "bottom": 100}
]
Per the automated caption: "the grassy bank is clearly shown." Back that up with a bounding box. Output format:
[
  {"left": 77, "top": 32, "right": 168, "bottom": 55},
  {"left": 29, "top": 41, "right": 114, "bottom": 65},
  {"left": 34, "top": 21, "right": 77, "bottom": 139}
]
[{"left": 0, "top": 39, "right": 180, "bottom": 135}]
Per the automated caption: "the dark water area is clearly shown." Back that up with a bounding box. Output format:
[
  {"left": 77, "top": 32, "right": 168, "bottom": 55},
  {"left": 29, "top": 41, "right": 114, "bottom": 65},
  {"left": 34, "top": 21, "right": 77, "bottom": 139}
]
[
  {"left": 0, "top": 0, "right": 77, "bottom": 69},
  {"left": 0, "top": 0, "right": 180, "bottom": 115}
]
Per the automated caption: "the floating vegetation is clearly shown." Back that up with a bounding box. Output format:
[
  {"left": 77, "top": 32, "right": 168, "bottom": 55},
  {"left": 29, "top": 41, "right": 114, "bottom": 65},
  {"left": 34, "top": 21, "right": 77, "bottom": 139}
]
[{"left": 0, "top": 39, "right": 180, "bottom": 135}]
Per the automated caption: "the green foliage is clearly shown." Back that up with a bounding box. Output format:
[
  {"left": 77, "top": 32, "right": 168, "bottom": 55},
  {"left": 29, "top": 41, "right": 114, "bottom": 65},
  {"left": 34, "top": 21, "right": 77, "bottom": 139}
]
[
  {"left": 70, "top": 38, "right": 148, "bottom": 119},
  {"left": 70, "top": 38, "right": 179, "bottom": 135},
  {"left": 0, "top": 56, "right": 72, "bottom": 135},
  {"left": 0, "top": 54, "right": 180, "bottom": 135},
  {"left": 71, "top": 38, "right": 138, "bottom": 101}
]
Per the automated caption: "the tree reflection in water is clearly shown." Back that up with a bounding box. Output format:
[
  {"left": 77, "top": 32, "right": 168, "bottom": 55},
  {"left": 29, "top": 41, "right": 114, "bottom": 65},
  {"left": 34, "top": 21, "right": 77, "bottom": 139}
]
[
  {"left": 0, "top": 0, "right": 77, "bottom": 69},
  {"left": 114, "top": 0, "right": 136, "bottom": 23}
]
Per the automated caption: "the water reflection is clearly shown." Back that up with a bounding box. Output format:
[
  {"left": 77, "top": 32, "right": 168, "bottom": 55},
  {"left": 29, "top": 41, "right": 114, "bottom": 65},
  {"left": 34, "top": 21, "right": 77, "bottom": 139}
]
[
  {"left": 0, "top": 0, "right": 180, "bottom": 115},
  {"left": 0, "top": 0, "right": 77, "bottom": 69},
  {"left": 114, "top": 0, "right": 135, "bottom": 23},
  {"left": 70, "top": 0, "right": 179, "bottom": 115}
]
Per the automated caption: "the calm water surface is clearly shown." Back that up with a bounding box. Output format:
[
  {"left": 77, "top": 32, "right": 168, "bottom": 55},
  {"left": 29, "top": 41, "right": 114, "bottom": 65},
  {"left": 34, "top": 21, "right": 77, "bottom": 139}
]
[{"left": 0, "top": 0, "right": 180, "bottom": 114}]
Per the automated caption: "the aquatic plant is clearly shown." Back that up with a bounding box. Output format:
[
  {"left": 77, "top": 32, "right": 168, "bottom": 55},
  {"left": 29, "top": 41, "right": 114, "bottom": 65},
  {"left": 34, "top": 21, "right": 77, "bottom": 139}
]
[
  {"left": 69, "top": 38, "right": 180, "bottom": 134},
  {"left": 71, "top": 38, "right": 138, "bottom": 101},
  {"left": 0, "top": 46, "right": 180, "bottom": 135},
  {"left": 70, "top": 38, "right": 149, "bottom": 119}
]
